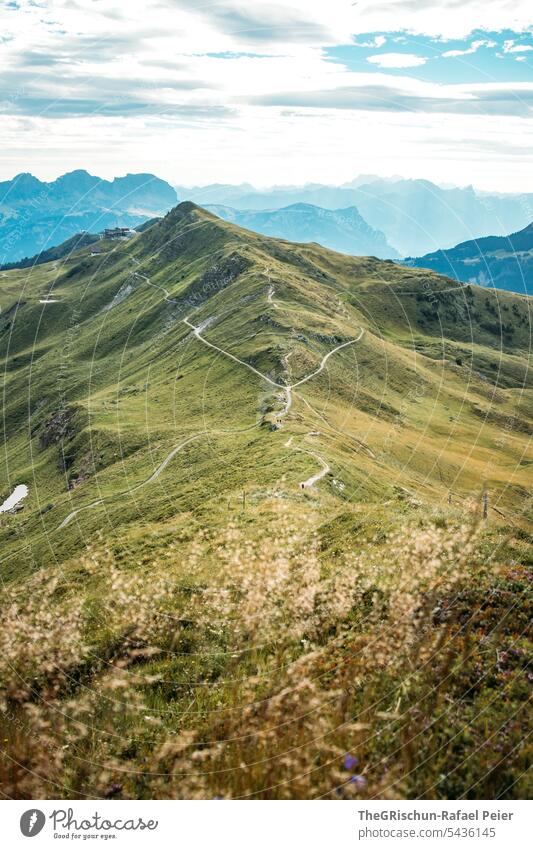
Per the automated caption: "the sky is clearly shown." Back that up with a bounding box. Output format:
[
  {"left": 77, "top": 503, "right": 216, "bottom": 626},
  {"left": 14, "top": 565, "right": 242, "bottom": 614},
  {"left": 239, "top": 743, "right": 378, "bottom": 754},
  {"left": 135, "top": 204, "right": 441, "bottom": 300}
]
[{"left": 0, "top": 0, "right": 532, "bottom": 192}]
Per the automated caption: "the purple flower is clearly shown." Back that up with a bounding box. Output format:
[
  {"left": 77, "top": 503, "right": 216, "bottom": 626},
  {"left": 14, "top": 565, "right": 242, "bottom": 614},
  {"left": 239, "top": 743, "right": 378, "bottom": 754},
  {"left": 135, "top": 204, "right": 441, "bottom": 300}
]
[
  {"left": 103, "top": 783, "right": 123, "bottom": 798},
  {"left": 343, "top": 753, "right": 359, "bottom": 771},
  {"left": 350, "top": 774, "right": 367, "bottom": 787}
]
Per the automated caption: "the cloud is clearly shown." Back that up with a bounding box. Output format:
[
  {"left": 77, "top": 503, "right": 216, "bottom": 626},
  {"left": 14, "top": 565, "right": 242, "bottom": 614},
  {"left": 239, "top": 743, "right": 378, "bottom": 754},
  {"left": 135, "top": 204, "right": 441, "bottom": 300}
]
[
  {"left": 2, "top": 96, "right": 230, "bottom": 119},
  {"left": 503, "top": 39, "right": 533, "bottom": 53},
  {"left": 196, "top": 4, "right": 330, "bottom": 43},
  {"left": 347, "top": 1, "right": 533, "bottom": 39},
  {"left": 354, "top": 35, "right": 387, "bottom": 48},
  {"left": 161, "top": 0, "right": 334, "bottom": 45},
  {"left": 250, "top": 81, "right": 533, "bottom": 117},
  {"left": 367, "top": 53, "right": 428, "bottom": 68},
  {"left": 442, "top": 38, "right": 496, "bottom": 58}
]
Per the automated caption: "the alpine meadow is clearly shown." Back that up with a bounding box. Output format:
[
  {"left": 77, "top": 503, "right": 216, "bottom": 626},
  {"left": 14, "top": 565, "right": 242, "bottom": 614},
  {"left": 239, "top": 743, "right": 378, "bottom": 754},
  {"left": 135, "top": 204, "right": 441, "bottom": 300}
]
[{"left": 0, "top": 202, "right": 531, "bottom": 799}]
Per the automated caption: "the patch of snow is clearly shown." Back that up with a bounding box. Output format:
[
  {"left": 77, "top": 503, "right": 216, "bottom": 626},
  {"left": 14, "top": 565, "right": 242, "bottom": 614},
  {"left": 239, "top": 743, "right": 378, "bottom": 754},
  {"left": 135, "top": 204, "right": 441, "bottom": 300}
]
[{"left": 0, "top": 484, "right": 28, "bottom": 513}]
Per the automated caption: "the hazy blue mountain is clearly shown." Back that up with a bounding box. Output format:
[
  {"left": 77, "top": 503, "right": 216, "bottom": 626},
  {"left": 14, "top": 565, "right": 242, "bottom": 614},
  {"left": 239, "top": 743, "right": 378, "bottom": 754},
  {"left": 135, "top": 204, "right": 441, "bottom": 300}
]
[
  {"left": 0, "top": 231, "right": 100, "bottom": 271},
  {"left": 177, "top": 178, "right": 533, "bottom": 256},
  {"left": 180, "top": 183, "right": 364, "bottom": 212},
  {"left": 405, "top": 221, "right": 533, "bottom": 296},
  {"left": 350, "top": 179, "right": 533, "bottom": 257},
  {"left": 0, "top": 170, "right": 177, "bottom": 262},
  {"left": 174, "top": 182, "right": 256, "bottom": 205},
  {"left": 207, "top": 203, "right": 399, "bottom": 259}
]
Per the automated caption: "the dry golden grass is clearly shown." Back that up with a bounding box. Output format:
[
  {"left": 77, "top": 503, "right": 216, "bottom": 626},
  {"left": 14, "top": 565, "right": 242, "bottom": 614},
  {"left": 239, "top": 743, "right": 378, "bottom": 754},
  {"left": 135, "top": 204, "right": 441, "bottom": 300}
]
[{"left": 3, "top": 504, "right": 528, "bottom": 800}]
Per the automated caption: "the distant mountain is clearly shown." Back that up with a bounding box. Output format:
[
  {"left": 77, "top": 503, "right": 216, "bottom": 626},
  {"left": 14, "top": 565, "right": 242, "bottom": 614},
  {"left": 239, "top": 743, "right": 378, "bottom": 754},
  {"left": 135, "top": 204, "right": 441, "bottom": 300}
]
[
  {"left": 206, "top": 203, "right": 399, "bottom": 259},
  {"left": 0, "top": 170, "right": 177, "bottom": 263},
  {"left": 0, "top": 231, "right": 100, "bottom": 271},
  {"left": 177, "top": 178, "right": 533, "bottom": 256},
  {"left": 350, "top": 179, "right": 533, "bottom": 258},
  {"left": 405, "top": 222, "right": 533, "bottom": 296},
  {"left": 178, "top": 183, "right": 366, "bottom": 213}
]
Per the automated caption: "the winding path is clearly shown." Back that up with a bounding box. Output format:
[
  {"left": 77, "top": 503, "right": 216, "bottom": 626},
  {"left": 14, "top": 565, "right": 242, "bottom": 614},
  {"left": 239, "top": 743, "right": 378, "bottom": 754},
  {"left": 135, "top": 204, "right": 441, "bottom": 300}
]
[
  {"left": 184, "top": 312, "right": 364, "bottom": 490},
  {"left": 184, "top": 316, "right": 364, "bottom": 395},
  {"left": 59, "top": 434, "right": 204, "bottom": 528},
  {"left": 299, "top": 451, "right": 331, "bottom": 489},
  {"left": 58, "top": 264, "right": 365, "bottom": 528}
]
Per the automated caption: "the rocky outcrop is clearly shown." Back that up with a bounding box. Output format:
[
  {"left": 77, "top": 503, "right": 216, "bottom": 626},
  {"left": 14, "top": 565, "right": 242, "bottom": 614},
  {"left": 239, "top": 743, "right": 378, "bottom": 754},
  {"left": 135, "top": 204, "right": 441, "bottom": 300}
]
[{"left": 39, "top": 407, "right": 80, "bottom": 449}]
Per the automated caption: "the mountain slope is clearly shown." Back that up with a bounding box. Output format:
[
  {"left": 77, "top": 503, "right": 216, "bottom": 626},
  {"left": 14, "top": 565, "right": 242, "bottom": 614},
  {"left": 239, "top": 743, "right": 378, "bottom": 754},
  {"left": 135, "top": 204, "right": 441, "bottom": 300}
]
[
  {"left": 405, "top": 221, "right": 533, "bottom": 296},
  {"left": 0, "top": 202, "right": 531, "bottom": 801},
  {"left": 0, "top": 201, "right": 531, "bottom": 577},
  {"left": 0, "top": 169, "right": 177, "bottom": 263},
  {"left": 206, "top": 202, "right": 399, "bottom": 258}
]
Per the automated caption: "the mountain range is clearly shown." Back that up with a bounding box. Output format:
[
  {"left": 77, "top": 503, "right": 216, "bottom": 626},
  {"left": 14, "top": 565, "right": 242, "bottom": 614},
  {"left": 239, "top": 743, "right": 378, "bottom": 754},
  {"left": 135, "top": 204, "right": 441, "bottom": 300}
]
[
  {"left": 0, "top": 169, "right": 177, "bottom": 263},
  {"left": 177, "top": 177, "right": 533, "bottom": 257},
  {"left": 0, "top": 231, "right": 101, "bottom": 271},
  {"left": 405, "top": 221, "right": 533, "bottom": 296},
  {"left": 206, "top": 202, "right": 399, "bottom": 259},
  {"left": 4, "top": 169, "right": 533, "bottom": 272}
]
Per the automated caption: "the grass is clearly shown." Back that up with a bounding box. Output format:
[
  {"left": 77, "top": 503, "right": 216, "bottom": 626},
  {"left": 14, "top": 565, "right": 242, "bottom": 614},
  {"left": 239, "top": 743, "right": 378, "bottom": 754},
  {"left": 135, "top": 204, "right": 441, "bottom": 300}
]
[
  {"left": 0, "top": 505, "right": 530, "bottom": 799},
  {"left": 0, "top": 203, "right": 531, "bottom": 798}
]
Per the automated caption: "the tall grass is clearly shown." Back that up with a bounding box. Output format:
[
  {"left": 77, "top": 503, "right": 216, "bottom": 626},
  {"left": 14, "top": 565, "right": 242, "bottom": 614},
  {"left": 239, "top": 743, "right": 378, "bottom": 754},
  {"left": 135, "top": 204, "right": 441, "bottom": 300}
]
[{"left": 1, "top": 511, "right": 530, "bottom": 799}]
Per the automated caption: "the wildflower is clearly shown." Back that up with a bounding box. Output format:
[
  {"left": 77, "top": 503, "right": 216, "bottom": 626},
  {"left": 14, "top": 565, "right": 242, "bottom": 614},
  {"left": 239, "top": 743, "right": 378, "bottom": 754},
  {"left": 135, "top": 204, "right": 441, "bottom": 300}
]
[
  {"left": 350, "top": 775, "right": 366, "bottom": 787},
  {"left": 104, "top": 783, "right": 123, "bottom": 798},
  {"left": 343, "top": 754, "right": 359, "bottom": 771}
]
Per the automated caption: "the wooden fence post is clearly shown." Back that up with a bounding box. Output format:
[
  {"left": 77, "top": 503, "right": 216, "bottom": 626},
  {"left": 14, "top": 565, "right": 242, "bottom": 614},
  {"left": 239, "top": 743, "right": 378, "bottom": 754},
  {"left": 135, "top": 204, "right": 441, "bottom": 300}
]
[{"left": 482, "top": 489, "right": 488, "bottom": 521}]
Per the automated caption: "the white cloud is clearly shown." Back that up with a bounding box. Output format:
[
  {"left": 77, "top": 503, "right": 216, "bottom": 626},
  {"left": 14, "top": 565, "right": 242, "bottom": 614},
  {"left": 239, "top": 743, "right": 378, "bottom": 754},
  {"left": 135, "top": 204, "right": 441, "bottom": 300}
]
[
  {"left": 503, "top": 40, "right": 533, "bottom": 53},
  {"left": 350, "top": 1, "right": 532, "bottom": 39},
  {"left": 367, "top": 53, "right": 428, "bottom": 68},
  {"left": 442, "top": 39, "right": 496, "bottom": 57},
  {"left": 354, "top": 35, "right": 387, "bottom": 48}
]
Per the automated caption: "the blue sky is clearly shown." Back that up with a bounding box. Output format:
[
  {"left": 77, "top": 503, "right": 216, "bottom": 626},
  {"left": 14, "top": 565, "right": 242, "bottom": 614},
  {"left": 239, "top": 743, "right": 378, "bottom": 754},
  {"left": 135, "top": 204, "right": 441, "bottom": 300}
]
[
  {"left": 0, "top": 1, "right": 532, "bottom": 191},
  {"left": 326, "top": 29, "right": 533, "bottom": 84}
]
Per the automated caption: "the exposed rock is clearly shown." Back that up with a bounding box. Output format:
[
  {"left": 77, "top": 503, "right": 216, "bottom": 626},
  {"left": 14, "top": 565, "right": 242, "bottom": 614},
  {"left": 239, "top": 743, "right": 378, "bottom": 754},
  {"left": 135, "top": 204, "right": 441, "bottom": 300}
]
[
  {"left": 68, "top": 451, "right": 98, "bottom": 489},
  {"left": 39, "top": 408, "right": 79, "bottom": 449}
]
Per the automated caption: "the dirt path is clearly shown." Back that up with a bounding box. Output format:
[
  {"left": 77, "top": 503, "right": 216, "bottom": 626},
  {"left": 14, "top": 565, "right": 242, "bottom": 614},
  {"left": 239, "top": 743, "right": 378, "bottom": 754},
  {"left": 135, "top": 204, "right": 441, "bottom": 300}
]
[
  {"left": 183, "top": 314, "right": 364, "bottom": 490},
  {"left": 59, "top": 434, "right": 204, "bottom": 529},
  {"left": 185, "top": 316, "right": 364, "bottom": 395},
  {"left": 183, "top": 315, "right": 287, "bottom": 390},
  {"left": 264, "top": 265, "right": 280, "bottom": 311},
  {"left": 59, "top": 268, "right": 365, "bottom": 527},
  {"left": 299, "top": 452, "right": 330, "bottom": 488},
  {"left": 291, "top": 330, "right": 364, "bottom": 388}
]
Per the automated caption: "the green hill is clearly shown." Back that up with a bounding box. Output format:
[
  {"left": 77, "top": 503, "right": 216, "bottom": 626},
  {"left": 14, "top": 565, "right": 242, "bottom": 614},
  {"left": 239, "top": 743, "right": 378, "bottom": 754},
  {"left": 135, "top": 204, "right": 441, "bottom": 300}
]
[
  {"left": 0, "top": 201, "right": 530, "bottom": 565},
  {"left": 0, "top": 203, "right": 531, "bottom": 800}
]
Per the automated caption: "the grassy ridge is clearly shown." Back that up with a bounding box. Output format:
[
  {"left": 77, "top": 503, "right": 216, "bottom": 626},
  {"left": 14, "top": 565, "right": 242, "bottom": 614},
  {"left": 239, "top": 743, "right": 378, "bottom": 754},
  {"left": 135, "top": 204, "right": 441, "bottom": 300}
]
[{"left": 0, "top": 204, "right": 531, "bottom": 799}]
